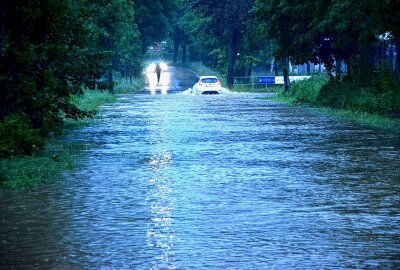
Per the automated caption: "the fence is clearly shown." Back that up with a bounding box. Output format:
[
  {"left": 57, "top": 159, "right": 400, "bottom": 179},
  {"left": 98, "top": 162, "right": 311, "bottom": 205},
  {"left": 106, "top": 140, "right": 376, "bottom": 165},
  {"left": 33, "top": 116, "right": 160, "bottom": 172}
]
[{"left": 234, "top": 76, "right": 311, "bottom": 90}]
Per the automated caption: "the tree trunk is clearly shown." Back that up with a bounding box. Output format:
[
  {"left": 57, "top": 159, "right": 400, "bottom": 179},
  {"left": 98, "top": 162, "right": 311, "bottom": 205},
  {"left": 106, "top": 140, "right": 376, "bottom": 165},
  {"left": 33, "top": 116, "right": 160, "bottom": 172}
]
[
  {"left": 307, "top": 62, "right": 311, "bottom": 75},
  {"left": 395, "top": 43, "right": 400, "bottom": 83},
  {"left": 247, "top": 62, "right": 252, "bottom": 78},
  {"left": 227, "top": 30, "right": 239, "bottom": 89},
  {"left": 0, "top": 87, "right": 6, "bottom": 121},
  {"left": 173, "top": 40, "right": 179, "bottom": 65},
  {"left": 182, "top": 43, "right": 187, "bottom": 64},
  {"left": 129, "top": 68, "right": 133, "bottom": 84},
  {"left": 335, "top": 60, "right": 341, "bottom": 76},
  {"left": 282, "top": 57, "right": 291, "bottom": 91},
  {"left": 108, "top": 70, "right": 113, "bottom": 93},
  {"left": 270, "top": 58, "right": 274, "bottom": 75},
  {"left": 345, "top": 58, "right": 352, "bottom": 82}
]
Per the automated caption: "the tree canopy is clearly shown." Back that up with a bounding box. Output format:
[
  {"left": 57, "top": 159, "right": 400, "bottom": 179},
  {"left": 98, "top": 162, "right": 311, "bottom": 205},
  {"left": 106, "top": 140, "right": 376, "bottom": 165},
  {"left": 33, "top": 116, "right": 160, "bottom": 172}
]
[
  {"left": 253, "top": 0, "right": 400, "bottom": 81},
  {"left": 0, "top": 0, "right": 176, "bottom": 156}
]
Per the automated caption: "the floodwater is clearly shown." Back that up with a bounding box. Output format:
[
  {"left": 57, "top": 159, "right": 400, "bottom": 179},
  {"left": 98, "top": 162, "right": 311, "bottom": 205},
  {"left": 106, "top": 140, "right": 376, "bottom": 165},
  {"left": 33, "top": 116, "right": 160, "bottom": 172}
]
[{"left": 1, "top": 67, "right": 400, "bottom": 269}]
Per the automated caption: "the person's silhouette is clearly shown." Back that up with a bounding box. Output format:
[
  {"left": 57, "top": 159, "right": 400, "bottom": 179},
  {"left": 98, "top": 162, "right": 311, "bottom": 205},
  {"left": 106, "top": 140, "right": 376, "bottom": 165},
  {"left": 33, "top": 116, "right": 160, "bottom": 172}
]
[{"left": 155, "top": 63, "right": 161, "bottom": 84}]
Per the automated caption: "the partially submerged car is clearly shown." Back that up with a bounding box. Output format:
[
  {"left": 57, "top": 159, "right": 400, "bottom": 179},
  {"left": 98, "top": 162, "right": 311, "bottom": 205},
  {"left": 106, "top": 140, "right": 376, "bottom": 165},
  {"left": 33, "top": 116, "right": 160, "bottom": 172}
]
[{"left": 193, "top": 76, "right": 222, "bottom": 94}]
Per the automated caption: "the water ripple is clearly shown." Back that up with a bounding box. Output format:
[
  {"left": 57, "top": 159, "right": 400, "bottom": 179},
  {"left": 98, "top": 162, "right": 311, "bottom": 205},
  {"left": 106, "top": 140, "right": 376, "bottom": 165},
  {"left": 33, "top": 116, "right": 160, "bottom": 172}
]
[{"left": 1, "top": 93, "right": 400, "bottom": 269}]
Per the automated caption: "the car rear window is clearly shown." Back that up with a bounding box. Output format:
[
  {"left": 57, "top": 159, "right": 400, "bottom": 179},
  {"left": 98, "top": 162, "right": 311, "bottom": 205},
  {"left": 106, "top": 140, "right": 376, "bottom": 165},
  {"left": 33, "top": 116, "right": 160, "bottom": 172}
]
[{"left": 201, "top": 78, "right": 218, "bottom": 83}]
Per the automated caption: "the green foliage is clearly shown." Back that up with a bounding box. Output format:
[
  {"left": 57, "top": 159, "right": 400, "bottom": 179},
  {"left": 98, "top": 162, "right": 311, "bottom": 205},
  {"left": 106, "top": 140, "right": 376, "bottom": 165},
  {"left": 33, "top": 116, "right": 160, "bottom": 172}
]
[
  {"left": 0, "top": 138, "right": 85, "bottom": 189},
  {"left": 286, "top": 75, "right": 329, "bottom": 104},
  {"left": 274, "top": 75, "right": 400, "bottom": 129},
  {"left": 254, "top": 0, "right": 400, "bottom": 82},
  {"left": 135, "top": 0, "right": 177, "bottom": 50},
  {"left": 278, "top": 73, "right": 400, "bottom": 118},
  {"left": 0, "top": 86, "right": 122, "bottom": 189},
  {"left": 114, "top": 77, "right": 144, "bottom": 94},
  {"left": 87, "top": 1, "right": 142, "bottom": 69},
  {"left": 316, "top": 70, "right": 400, "bottom": 116},
  {"left": 0, "top": 114, "right": 45, "bottom": 158},
  {"left": 0, "top": 0, "right": 150, "bottom": 157},
  {"left": 0, "top": 1, "right": 102, "bottom": 131},
  {"left": 183, "top": 0, "right": 256, "bottom": 86},
  {"left": 187, "top": 62, "right": 226, "bottom": 84},
  {"left": 70, "top": 90, "right": 118, "bottom": 112}
]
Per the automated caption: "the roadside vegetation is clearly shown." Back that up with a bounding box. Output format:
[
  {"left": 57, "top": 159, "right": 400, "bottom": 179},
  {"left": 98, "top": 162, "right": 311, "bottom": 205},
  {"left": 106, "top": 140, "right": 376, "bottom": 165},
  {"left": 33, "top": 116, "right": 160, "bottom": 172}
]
[
  {"left": 1, "top": 1, "right": 171, "bottom": 158},
  {"left": 0, "top": 86, "right": 142, "bottom": 189},
  {"left": 0, "top": 0, "right": 165, "bottom": 188},
  {"left": 270, "top": 72, "right": 400, "bottom": 130}
]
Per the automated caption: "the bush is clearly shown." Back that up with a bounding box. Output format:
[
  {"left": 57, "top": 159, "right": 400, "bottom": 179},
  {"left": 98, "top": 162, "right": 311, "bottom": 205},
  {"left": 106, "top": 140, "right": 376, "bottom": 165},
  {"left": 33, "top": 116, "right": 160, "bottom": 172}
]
[
  {"left": 277, "top": 70, "right": 400, "bottom": 118},
  {"left": 316, "top": 79, "right": 354, "bottom": 109},
  {"left": 316, "top": 74, "right": 400, "bottom": 116},
  {"left": 0, "top": 114, "right": 45, "bottom": 157},
  {"left": 290, "top": 75, "right": 329, "bottom": 104},
  {"left": 276, "top": 74, "right": 328, "bottom": 104}
]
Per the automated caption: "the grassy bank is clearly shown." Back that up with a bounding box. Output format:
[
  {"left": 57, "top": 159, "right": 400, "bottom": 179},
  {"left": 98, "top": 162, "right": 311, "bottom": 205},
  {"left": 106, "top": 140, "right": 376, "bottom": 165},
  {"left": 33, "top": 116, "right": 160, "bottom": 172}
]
[
  {"left": 268, "top": 75, "right": 400, "bottom": 130},
  {"left": 1, "top": 81, "right": 142, "bottom": 189},
  {"left": 114, "top": 77, "right": 144, "bottom": 94}
]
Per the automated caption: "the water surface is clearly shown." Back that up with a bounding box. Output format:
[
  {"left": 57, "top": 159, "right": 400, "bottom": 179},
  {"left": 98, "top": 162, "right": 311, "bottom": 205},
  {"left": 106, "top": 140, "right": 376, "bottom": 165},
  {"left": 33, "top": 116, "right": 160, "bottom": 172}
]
[{"left": 1, "top": 70, "right": 400, "bottom": 269}]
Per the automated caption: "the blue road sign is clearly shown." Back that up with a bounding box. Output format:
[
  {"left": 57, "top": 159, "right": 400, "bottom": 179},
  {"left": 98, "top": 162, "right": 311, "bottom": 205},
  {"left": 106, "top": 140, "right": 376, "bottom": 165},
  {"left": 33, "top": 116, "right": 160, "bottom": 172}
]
[{"left": 258, "top": 76, "right": 275, "bottom": 84}]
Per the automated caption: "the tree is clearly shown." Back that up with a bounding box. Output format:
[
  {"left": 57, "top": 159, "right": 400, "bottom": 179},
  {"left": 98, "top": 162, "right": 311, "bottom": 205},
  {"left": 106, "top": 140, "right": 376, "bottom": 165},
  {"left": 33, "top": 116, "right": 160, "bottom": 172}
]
[
  {"left": 190, "top": 0, "right": 254, "bottom": 88},
  {"left": 134, "top": 0, "right": 177, "bottom": 51},
  {"left": 0, "top": 0, "right": 97, "bottom": 131},
  {"left": 254, "top": 0, "right": 400, "bottom": 85},
  {"left": 169, "top": 0, "right": 189, "bottom": 64},
  {"left": 254, "top": 0, "right": 317, "bottom": 90},
  {"left": 373, "top": 0, "right": 400, "bottom": 82},
  {"left": 0, "top": 0, "right": 144, "bottom": 138},
  {"left": 84, "top": 0, "right": 141, "bottom": 92}
]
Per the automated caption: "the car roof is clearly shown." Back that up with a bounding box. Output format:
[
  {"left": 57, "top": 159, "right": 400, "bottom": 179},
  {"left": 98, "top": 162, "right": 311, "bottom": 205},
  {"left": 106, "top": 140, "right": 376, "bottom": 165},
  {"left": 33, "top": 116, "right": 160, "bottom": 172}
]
[{"left": 199, "top": 76, "right": 219, "bottom": 79}]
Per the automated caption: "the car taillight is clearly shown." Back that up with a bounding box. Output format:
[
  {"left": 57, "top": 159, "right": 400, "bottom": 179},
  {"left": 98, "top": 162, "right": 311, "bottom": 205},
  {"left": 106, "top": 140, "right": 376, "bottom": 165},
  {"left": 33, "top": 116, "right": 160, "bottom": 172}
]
[{"left": 217, "top": 80, "right": 221, "bottom": 85}]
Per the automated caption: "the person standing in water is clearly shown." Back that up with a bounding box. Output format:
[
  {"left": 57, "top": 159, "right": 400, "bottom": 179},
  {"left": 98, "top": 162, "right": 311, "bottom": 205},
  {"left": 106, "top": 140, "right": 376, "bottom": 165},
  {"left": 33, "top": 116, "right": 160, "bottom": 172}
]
[{"left": 155, "top": 63, "right": 162, "bottom": 84}]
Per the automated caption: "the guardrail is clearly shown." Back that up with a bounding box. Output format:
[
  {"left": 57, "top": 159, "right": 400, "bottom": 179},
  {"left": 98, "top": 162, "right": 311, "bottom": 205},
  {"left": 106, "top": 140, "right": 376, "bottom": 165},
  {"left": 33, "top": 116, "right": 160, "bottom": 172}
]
[{"left": 234, "top": 75, "right": 311, "bottom": 90}]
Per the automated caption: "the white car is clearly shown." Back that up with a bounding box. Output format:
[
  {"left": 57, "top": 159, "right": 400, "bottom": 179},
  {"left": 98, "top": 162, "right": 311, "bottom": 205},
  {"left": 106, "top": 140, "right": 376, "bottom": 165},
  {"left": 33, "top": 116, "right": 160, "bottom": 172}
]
[{"left": 193, "top": 76, "right": 222, "bottom": 94}]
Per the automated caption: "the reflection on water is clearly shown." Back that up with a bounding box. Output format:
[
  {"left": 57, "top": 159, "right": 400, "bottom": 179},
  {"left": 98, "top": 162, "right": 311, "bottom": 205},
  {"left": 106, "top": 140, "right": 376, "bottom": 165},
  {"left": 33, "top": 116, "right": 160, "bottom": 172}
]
[
  {"left": 147, "top": 151, "right": 176, "bottom": 269},
  {"left": 1, "top": 92, "right": 400, "bottom": 269}
]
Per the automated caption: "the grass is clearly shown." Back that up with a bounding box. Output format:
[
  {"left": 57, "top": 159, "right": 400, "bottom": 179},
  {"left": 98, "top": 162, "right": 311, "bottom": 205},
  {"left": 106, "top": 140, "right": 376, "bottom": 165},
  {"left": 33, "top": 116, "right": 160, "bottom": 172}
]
[
  {"left": 0, "top": 139, "right": 86, "bottom": 189},
  {"left": 233, "top": 84, "right": 283, "bottom": 93},
  {"left": 264, "top": 74, "right": 400, "bottom": 131},
  {"left": 65, "top": 89, "right": 118, "bottom": 128},
  {"left": 318, "top": 108, "right": 400, "bottom": 130},
  {"left": 71, "top": 89, "right": 118, "bottom": 111},
  {"left": 114, "top": 77, "right": 144, "bottom": 94},
  {"left": 1, "top": 78, "right": 143, "bottom": 190}
]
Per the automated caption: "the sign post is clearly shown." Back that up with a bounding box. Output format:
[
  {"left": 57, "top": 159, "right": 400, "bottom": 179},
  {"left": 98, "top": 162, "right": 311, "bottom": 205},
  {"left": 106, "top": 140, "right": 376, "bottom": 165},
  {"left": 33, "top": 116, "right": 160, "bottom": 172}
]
[{"left": 257, "top": 76, "right": 275, "bottom": 85}]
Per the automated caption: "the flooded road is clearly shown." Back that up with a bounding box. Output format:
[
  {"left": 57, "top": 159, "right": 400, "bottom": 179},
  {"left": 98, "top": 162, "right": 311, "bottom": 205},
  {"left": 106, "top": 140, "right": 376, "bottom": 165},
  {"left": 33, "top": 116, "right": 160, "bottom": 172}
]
[{"left": 1, "top": 67, "right": 400, "bottom": 269}]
